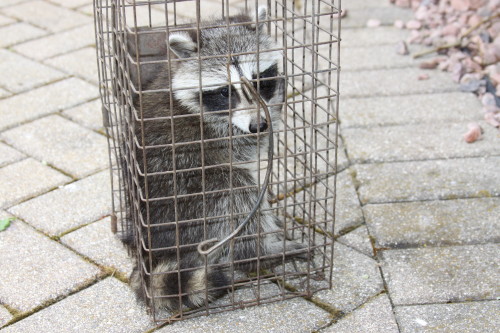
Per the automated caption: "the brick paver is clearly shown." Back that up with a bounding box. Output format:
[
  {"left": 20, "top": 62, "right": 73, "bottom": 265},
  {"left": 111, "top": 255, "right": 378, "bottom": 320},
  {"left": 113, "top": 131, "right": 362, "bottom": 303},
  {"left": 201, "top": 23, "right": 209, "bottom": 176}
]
[{"left": 1, "top": 1, "right": 498, "bottom": 332}]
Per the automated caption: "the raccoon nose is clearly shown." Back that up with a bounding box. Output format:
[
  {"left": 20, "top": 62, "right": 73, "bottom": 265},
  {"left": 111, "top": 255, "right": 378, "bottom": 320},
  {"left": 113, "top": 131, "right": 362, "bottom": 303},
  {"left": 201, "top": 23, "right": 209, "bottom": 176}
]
[{"left": 249, "top": 121, "right": 268, "bottom": 133}]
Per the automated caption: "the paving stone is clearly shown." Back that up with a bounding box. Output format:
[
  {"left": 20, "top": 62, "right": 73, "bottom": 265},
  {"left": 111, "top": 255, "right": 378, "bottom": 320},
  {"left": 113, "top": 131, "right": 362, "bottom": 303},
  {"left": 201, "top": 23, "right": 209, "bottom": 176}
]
[
  {"left": 337, "top": 225, "right": 374, "bottom": 257},
  {"left": 0, "top": 220, "right": 100, "bottom": 312},
  {"left": 158, "top": 294, "right": 331, "bottom": 333},
  {"left": 45, "top": 47, "right": 98, "bottom": 84},
  {"left": 340, "top": 92, "right": 482, "bottom": 128},
  {"left": 0, "top": 158, "right": 70, "bottom": 208},
  {"left": 0, "top": 14, "right": 16, "bottom": 26},
  {"left": 0, "top": 22, "right": 46, "bottom": 47},
  {"left": 339, "top": 7, "right": 413, "bottom": 29},
  {"left": 1, "top": 278, "right": 154, "bottom": 333},
  {"left": 341, "top": 44, "right": 426, "bottom": 71},
  {"left": 342, "top": 0, "right": 392, "bottom": 10},
  {"left": 1, "top": 115, "right": 108, "bottom": 178},
  {"left": 62, "top": 98, "right": 104, "bottom": 131},
  {"left": 9, "top": 170, "right": 112, "bottom": 236},
  {"left": 341, "top": 68, "right": 457, "bottom": 98},
  {"left": 341, "top": 27, "right": 410, "bottom": 47},
  {"left": 343, "top": 121, "right": 500, "bottom": 164},
  {"left": 0, "top": 77, "right": 98, "bottom": 131},
  {"left": 305, "top": 243, "right": 384, "bottom": 313},
  {"left": 0, "top": 88, "right": 9, "bottom": 98},
  {"left": 354, "top": 156, "right": 500, "bottom": 204},
  {"left": 365, "top": 198, "right": 500, "bottom": 248},
  {"left": 0, "top": 142, "right": 24, "bottom": 167},
  {"left": 49, "top": 0, "right": 92, "bottom": 9},
  {"left": 395, "top": 301, "right": 500, "bottom": 333},
  {"left": 0, "top": 305, "right": 12, "bottom": 328},
  {"left": 0, "top": 49, "right": 65, "bottom": 93},
  {"left": 13, "top": 24, "right": 95, "bottom": 60},
  {"left": 2, "top": 1, "right": 91, "bottom": 32},
  {"left": 76, "top": 3, "right": 93, "bottom": 15},
  {"left": 323, "top": 293, "right": 399, "bottom": 333},
  {"left": 381, "top": 244, "right": 500, "bottom": 305},
  {"left": 61, "top": 217, "right": 134, "bottom": 275},
  {"left": 0, "top": 0, "right": 29, "bottom": 7}
]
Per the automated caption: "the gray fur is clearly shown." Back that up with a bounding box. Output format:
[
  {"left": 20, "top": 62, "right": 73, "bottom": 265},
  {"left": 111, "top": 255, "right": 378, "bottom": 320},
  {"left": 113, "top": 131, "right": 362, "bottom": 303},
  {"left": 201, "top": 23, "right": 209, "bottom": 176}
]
[{"left": 122, "top": 8, "right": 307, "bottom": 312}]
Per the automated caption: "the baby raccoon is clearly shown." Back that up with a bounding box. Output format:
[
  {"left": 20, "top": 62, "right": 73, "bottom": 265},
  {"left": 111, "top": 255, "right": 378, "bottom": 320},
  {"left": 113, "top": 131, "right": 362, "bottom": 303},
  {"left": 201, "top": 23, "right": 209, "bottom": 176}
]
[{"left": 122, "top": 7, "right": 307, "bottom": 312}]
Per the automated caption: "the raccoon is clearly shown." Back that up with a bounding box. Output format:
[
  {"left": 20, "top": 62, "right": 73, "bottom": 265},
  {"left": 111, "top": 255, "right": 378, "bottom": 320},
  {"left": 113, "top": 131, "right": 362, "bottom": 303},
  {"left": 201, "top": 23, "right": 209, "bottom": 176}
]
[{"left": 122, "top": 7, "right": 307, "bottom": 312}]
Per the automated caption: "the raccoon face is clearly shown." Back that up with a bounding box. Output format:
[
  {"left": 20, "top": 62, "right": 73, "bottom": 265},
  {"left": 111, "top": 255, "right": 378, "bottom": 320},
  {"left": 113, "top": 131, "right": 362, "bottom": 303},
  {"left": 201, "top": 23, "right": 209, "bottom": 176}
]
[{"left": 168, "top": 8, "right": 283, "bottom": 134}]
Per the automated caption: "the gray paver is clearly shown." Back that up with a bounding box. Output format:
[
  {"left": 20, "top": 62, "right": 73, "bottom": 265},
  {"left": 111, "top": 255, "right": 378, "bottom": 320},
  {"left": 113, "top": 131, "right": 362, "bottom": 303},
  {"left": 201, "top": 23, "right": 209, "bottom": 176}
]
[
  {"left": 49, "top": 0, "right": 92, "bottom": 9},
  {"left": 0, "top": 77, "right": 98, "bottom": 131},
  {"left": 337, "top": 225, "right": 374, "bottom": 257},
  {"left": 1, "top": 115, "right": 108, "bottom": 178},
  {"left": 0, "top": 22, "right": 46, "bottom": 47},
  {"left": 354, "top": 156, "right": 500, "bottom": 204},
  {"left": 312, "top": 243, "right": 384, "bottom": 313},
  {"left": 342, "top": 27, "right": 410, "bottom": 47},
  {"left": 0, "top": 220, "right": 100, "bottom": 312},
  {"left": 0, "top": 158, "right": 70, "bottom": 208},
  {"left": 0, "top": 14, "right": 15, "bottom": 26},
  {"left": 323, "top": 293, "right": 399, "bottom": 333},
  {"left": 340, "top": 7, "right": 413, "bottom": 29},
  {"left": 0, "top": 49, "right": 65, "bottom": 93},
  {"left": 341, "top": 44, "right": 420, "bottom": 71},
  {"left": 343, "top": 121, "right": 500, "bottom": 164},
  {"left": 365, "top": 198, "right": 500, "bottom": 248},
  {"left": 339, "top": 92, "right": 482, "bottom": 128},
  {"left": 395, "top": 301, "right": 500, "bottom": 333},
  {"left": 158, "top": 295, "right": 331, "bottom": 333},
  {"left": 61, "top": 217, "right": 134, "bottom": 275},
  {"left": 0, "top": 305, "right": 12, "bottom": 328},
  {"left": 0, "top": 142, "right": 24, "bottom": 167},
  {"left": 341, "top": 68, "right": 457, "bottom": 98},
  {"left": 0, "top": 88, "right": 9, "bottom": 98},
  {"left": 13, "top": 24, "right": 95, "bottom": 60},
  {"left": 9, "top": 170, "right": 112, "bottom": 236},
  {"left": 381, "top": 244, "right": 500, "bottom": 305},
  {"left": 62, "top": 98, "right": 104, "bottom": 131},
  {"left": 0, "top": 0, "right": 29, "bottom": 7},
  {"left": 44, "top": 47, "right": 98, "bottom": 84},
  {"left": 2, "top": 1, "right": 91, "bottom": 32},
  {"left": 1, "top": 278, "right": 154, "bottom": 333}
]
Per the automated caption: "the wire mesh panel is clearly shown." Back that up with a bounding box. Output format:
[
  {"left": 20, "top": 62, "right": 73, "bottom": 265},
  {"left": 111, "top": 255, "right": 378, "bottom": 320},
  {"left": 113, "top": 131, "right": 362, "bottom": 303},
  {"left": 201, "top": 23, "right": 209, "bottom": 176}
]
[{"left": 94, "top": 0, "right": 340, "bottom": 323}]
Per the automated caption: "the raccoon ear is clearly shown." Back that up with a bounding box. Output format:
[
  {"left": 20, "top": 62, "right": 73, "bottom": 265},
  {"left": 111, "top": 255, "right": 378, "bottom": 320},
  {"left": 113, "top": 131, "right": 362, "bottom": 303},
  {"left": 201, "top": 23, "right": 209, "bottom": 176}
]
[
  {"left": 168, "top": 33, "right": 197, "bottom": 59},
  {"left": 254, "top": 6, "right": 267, "bottom": 31}
]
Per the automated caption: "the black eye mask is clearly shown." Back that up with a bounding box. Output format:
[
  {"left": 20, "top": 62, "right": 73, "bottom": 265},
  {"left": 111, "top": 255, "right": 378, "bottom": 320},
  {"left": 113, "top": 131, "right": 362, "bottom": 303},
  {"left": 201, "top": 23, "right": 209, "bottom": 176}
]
[
  {"left": 201, "top": 86, "right": 240, "bottom": 112},
  {"left": 253, "top": 64, "right": 278, "bottom": 101}
]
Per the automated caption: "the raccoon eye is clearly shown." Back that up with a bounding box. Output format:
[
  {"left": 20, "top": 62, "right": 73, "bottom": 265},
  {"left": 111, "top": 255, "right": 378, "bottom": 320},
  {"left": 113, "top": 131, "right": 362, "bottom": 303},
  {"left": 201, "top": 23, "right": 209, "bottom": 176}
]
[{"left": 220, "top": 87, "right": 229, "bottom": 98}]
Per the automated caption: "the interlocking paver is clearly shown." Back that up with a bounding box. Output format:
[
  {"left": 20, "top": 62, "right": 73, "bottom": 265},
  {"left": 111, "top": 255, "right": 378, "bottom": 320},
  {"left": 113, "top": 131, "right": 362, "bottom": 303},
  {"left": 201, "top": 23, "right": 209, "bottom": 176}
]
[
  {"left": 0, "top": 220, "right": 100, "bottom": 312},
  {"left": 354, "top": 156, "right": 500, "bottom": 204},
  {"left": 341, "top": 44, "right": 422, "bottom": 71},
  {"left": 159, "top": 293, "right": 331, "bottom": 333},
  {"left": 9, "top": 170, "right": 112, "bottom": 236},
  {"left": 337, "top": 225, "right": 373, "bottom": 257},
  {"left": 0, "top": 22, "right": 46, "bottom": 47},
  {"left": 13, "top": 24, "right": 95, "bottom": 60},
  {"left": 0, "top": 49, "right": 65, "bottom": 93},
  {"left": 381, "top": 244, "right": 500, "bottom": 305},
  {"left": 0, "top": 142, "right": 24, "bottom": 168},
  {"left": 44, "top": 47, "right": 98, "bottom": 84},
  {"left": 312, "top": 243, "right": 384, "bottom": 313},
  {"left": 0, "top": 158, "right": 70, "bottom": 208},
  {"left": 62, "top": 98, "right": 104, "bottom": 131},
  {"left": 0, "top": 77, "right": 98, "bottom": 131},
  {"left": 0, "top": 305, "right": 12, "bottom": 328},
  {"left": 340, "top": 7, "right": 413, "bottom": 29},
  {"left": 342, "top": 68, "right": 457, "bottom": 98},
  {"left": 1, "top": 278, "right": 154, "bottom": 333},
  {"left": 365, "top": 198, "right": 500, "bottom": 248},
  {"left": 395, "top": 301, "right": 500, "bottom": 333},
  {"left": 343, "top": 121, "right": 500, "bottom": 163},
  {"left": 61, "top": 217, "right": 134, "bottom": 275},
  {"left": 341, "top": 27, "right": 410, "bottom": 47},
  {"left": 0, "top": 0, "right": 29, "bottom": 7},
  {"left": 49, "top": 0, "right": 92, "bottom": 9},
  {"left": 2, "top": 1, "right": 91, "bottom": 32},
  {"left": 322, "top": 293, "right": 399, "bottom": 333},
  {"left": 0, "top": 88, "right": 9, "bottom": 98},
  {"left": 1, "top": 115, "right": 108, "bottom": 178},
  {"left": 340, "top": 92, "right": 482, "bottom": 128}
]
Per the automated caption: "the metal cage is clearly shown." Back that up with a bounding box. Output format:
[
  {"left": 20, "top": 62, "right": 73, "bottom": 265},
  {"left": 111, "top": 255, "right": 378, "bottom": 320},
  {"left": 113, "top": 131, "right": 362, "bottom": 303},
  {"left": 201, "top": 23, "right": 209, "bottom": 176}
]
[{"left": 94, "top": 0, "right": 340, "bottom": 323}]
